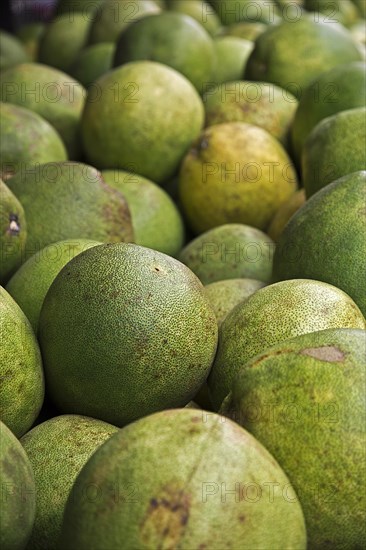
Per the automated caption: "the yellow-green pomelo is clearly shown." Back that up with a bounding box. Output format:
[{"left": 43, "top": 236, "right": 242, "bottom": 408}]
[
  {"left": 220, "top": 21, "right": 267, "bottom": 41},
  {"left": 16, "top": 23, "right": 45, "bottom": 61},
  {"left": 7, "top": 162, "right": 133, "bottom": 257},
  {"left": 204, "top": 80, "right": 297, "bottom": 146},
  {"left": 113, "top": 12, "right": 215, "bottom": 92},
  {"left": 0, "top": 179, "right": 27, "bottom": 284},
  {"left": 267, "top": 189, "right": 306, "bottom": 242},
  {"left": 81, "top": 61, "right": 204, "bottom": 183},
  {"left": 245, "top": 18, "right": 364, "bottom": 99},
  {"left": 178, "top": 122, "right": 297, "bottom": 234},
  {"left": 102, "top": 170, "right": 184, "bottom": 257},
  {"left": 0, "top": 287, "right": 44, "bottom": 437},
  {"left": 38, "top": 243, "right": 218, "bottom": 426},
  {"left": 221, "top": 328, "right": 366, "bottom": 548},
  {"left": 0, "top": 63, "right": 86, "bottom": 159},
  {"left": 179, "top": 223, "right": 274, "bottom": 284},
  {"left": 211, "top": 0, "right": 280, "bottom": 25},
  {"left": 208, "top": 279, "right": 366, "bottom": 409},
  {"left": 304, "top": 0, "right": 360, "bottom": 27},
  {"left": 291, "top": 61, "right": 366, "bottom": 164},
  {"left": 211, "top": 37, "right": 253, "bottom": 84},
  {"left": 272, "top": 171, "right": 366, "bottom": 316},
  {"left": 0, "top": 30, "right": 28, "bottom": 72},
  {"left": 167, "top": 0, "right": 221, "bottom": 36},
  {"left": 0, "top": 102, "right": 67, "bottom": 181},
  {"left": 88, "top": 0, "right": 161, "bottom": 44},
  {"left": 0, "top": 421, "right": 35, "bottom": 550},
  {"left": 6, "top": 239, "right": 101, "bottom": 333},
  {"left": 302, "top": 107, "right": 366, "bottom": 197},
  {"left": 38, "top": 14, "right": 91, "bottom": 72},
  {"left": 69, "top": 42, "right": 115, "bottom": 88},
  {"left": 59, "top": 409, "right": 306, "bottom": 549},
  {"left": 205, "top": 278, "right": 266, "bottom": 325},
  {"left": 20, "top": 415, "right": 118, "bottom": 550}
]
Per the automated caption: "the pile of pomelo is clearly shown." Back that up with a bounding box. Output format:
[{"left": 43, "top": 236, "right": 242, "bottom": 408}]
[{"left": 1, "top": 0, "right": 365, "bottom": 548}]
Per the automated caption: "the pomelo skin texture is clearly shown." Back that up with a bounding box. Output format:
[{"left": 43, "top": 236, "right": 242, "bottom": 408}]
[
  {"left": 208, "top": 279, "right": 366, "bottom": 409},
  {"left": 0, "top": 421, "right": 36, "bottom": 550},
  {"left": 7, "top": 162, "right": 133, "bottom": 256},
  {"left": 5, "top": 239, "right": 102, "bottom": 333},
  {"left": 179, "top": 224, "right": 274, "bottom": 285},
  {"left": 38, "top": 243, "right": 218, "bottom": 426},
  {"left": 301, "top": 107, "right": 366, "bottom": 197},
  {"left": 0, "top": 287, "right": 44, "bottom": 438},
  {"left": 81, "top": 61, "right": 204, "bottom": 184},
  {"left": 0, "top": 102, "right": 67, "bottom": 181},
  {"left": 0, "top": 179, "right": 27, "bottom": 284},
  {"left": 20, "top": 415, "right": 118, "bottom": 550},
  {"left": 221, "top": 328, "right": 366, "bottom": 548},
  {"left": 272, "top": 171, "right": 366, "bottom": 317},
  {"left": 58, "top": 409, "right": 306, "bottom": 549}
]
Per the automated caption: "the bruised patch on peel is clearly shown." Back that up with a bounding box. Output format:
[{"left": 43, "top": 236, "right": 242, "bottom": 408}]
[{"left": 301, "top": 346, "right": 345, "bottom": 362}]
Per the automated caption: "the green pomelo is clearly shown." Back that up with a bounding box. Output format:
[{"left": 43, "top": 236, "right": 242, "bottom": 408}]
[
  {"left": 20, "top": 415, "right": 118, "bottom": 550},
  {"left": 69, "top": 42, "right": 115, "bottom": 88},
  {"left": 0, "top": 421, "right": 36, "bottom": 550},
  {"left": 88, "top": 0, "right": 161, "bottom": 44},
  {"left": 58, "top": 409, "right": 306, "bottom": 549},
  {"left": 220, "top": 21, "right": 267, "bottom": 41},
  {"left": 0, "top": 287, "right": 44, "bottom": 438},
  {"left": 179, "top": 223, "right": 274, "bottom": 284},
  {"left": 272, "top": 171, "right": 366, "bottom": 316},
  {"left": 38, "top": 14, "right": 91, "bottom": 72},
  {"left": 16, "top": 23, "right": 45, "bottom": 61},
  {"left": 167, "top": 0, "right": 222, "bottom": 36},
  {"left": 304, "top": 0, "right": 360, "bottom": 27},
  {"left": 6, "top": 239, "right": 101, "bottom": 333},
  {"left": 211, "top": 37, "right": 253, "bottom": 84},
  {"left": 0, "top": 102, "right": 67, "bottom": 181},
  {"left": 291, "top": 61, "right": 366, "bottom": 164},
  {"left": 102, "top": 170, "right": 184, "bottom": 257},
  {"left": 267, "top": 189, "right": 306, "bottom": 242},
  {"left": 178, "top": 122, "right": 298, "bottom": 234},
  {"left": 0, "top": 63, "right": 86, "bottom": 159},
  {"left": 221, "top": 328, "right": 366, "bottom": 548},
  {"left": 301, "top": 107, "right": 366, "bottom": 197},
  {"left": 211, "top": 0, "right": 280, "bottom": 25},
  {"left": 7, "top": 162, "right": 133, "bottom": 257},
  {"left": 81, "top": 61, "right": 204, "bottom": 183},
  {"left": 204, "top": 80, "right": 298, "bottom": 146},
  {"left": 38, "top": 243, "right": 218, "bottom": 426},
  {"left": 205, "top": 278, "right": 266, "bottom": 325},
  {"left": 208, "top": 279, "right": 366, "bottom": 409},
  {"left": 0, "top": 179, "right": 27, "bottom": 283},
  {"left": 113, "top": 12, "right": 215, "bottom": 92},
  {"left": 245, "top": 18, "right": 363, "bottom": 98},
  {"left": 0, "top": 30, "right": 28, "bottom": 72}
]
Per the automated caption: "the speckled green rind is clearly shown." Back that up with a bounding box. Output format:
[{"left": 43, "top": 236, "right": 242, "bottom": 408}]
[
  {"left": 272, "top": 171, "right": 366, "bottom": 316},
  {"left": 291, "top": 61, "right": 366, "bottom": 164},
  {"left": 167, "top": 0, "right": 221, "bottom": 36},
  {"left": 301, "top": 107, "right": 366, "bottom": 197},
  {"left": 179, "top": 224, "right": 274, "bottom": 284},
  {"left": 204, "top": 80, "right": 298, "bottom": 146},
  {"left": 101, "top": 170, "right": 184, "bottom": 257},
  {"left": 204, "top": 278, "right": 266, "bottom": 325},
  {"left": 69, "top": 43, "right": 115, "bottom": 88},
  {"left": 7, "top": 162, "right": 133, "bottom": 255},
  {"left": 81, "top": 61, "right": 204, "bottom": 183},
  {"left": 0, "top": 63, "right": 86, "bottom": 159},
  {"left": 0, "top": 287, "right": 44, "bottom": 438},
  {"left": 0, "top": 180, "right": 27, "bottom": 283},
  {"left": 0, "top": 421, "right": 36, "bottom": 550},
  {"left": 6, "top": 239, "right": 101, "bottom": 333},
  {"left": 0, "top": 103, "right": 67, "bottom": 181},
  {"left": 178, "top": 122, "right": 298, "bottom": 234},
  {"left": 208, "top": 279, "right": 366, "bottom": 409},
  {"left": 88, "top": 0, "right": 161, "bottom": 44},
  {"left": 38, "top": 14, "right": 91, "bottom": 72},
  {"left": 20, "top": 415, "right": 118, "bottom": 550},
  {"left": 38, "top": 243, "right": 218, "bottom": 426},
  {"left": 221, "top": 328, "right": 366, "bottom": 548},
  {"left": 245, "top": 19, "right": 363, "bottom": 99},
  {"left": 0, "top": 31, "right": 28, "bottom": 72},
  {"left": 58, "top": 409, "right": 306, "bottom": 549}
]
